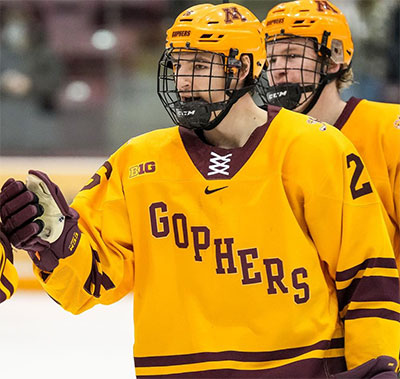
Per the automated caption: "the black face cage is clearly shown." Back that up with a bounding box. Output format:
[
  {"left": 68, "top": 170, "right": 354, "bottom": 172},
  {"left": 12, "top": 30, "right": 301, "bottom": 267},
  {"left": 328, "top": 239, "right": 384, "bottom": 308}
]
[
  {"left": 157, "top": 46, "right": 252, "bottom": 131},
  {"left": 257, "top": 34, "right": 336, "bottom": 113}
]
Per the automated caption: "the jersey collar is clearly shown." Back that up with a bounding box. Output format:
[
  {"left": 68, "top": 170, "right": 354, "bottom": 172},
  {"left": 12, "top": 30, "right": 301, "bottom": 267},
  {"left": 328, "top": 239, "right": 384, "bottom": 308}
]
[
  {"left": 334, "top": 97, "right": 362, "bottom": 130},
  {"left": 179, "top": 106, "right": 281, "bottom": 180}
]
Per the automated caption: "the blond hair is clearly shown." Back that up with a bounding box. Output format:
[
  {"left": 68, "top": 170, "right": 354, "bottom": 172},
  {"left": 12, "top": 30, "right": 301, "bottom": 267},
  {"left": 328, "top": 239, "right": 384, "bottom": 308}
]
[{"left": 337, "top": 66, "right": 354, "bottom": 92}]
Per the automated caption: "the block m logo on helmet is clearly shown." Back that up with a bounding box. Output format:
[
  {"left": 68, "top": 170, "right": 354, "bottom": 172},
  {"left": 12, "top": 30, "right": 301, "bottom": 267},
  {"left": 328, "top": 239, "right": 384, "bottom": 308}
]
[
  {"left": 223, "top": 7, "right": 247, "bottom": 24},
  {"left": 315, "top": 0, "right": 338, "bottom": 13}
]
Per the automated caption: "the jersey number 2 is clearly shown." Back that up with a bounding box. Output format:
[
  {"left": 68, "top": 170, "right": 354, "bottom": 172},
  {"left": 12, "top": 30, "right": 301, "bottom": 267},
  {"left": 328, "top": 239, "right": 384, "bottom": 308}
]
[{"left": 346, "top": 153, "right": 372, "bottom": 199}]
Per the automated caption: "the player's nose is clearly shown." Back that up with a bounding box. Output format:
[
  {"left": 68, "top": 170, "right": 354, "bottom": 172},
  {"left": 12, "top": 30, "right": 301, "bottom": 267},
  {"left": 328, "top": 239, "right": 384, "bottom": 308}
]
[
  {"left": 176, "top": 72, "right": 193, "bottom": 93},
  {"left": 269, "top": 59, "right": 289, "bottom": 84}
]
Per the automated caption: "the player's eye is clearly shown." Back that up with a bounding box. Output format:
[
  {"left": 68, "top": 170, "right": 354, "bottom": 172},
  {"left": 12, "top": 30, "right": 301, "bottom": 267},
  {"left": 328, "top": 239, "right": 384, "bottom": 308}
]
[
  {"left": 268, "top": 57, "right": 277, "bottom": 65},
  {"left": 194, "top": 63, "right": 209, "bottom": 71}
]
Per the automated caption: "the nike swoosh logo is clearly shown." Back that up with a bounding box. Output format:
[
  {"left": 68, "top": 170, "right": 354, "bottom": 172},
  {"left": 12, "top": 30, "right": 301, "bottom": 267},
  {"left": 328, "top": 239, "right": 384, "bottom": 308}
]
[{"left": 204, "top": 186, "right": 228, "bottom": 195}]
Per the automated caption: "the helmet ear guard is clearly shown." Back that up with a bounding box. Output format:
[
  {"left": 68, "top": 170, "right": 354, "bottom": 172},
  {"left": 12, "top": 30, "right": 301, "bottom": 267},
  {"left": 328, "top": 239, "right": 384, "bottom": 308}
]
[{"left": 225, "top": 48, "right": 242, "bottom": 88}]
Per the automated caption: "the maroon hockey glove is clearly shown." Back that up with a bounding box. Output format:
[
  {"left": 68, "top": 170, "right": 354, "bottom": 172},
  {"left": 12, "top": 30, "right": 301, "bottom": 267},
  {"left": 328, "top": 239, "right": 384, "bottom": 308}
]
[
  {"left": 0, "top": 178, "right": 43, "bottom": 247},
  {"left": 0, "top": 171, "right": 81, "bottom": 272},
  {"left": 334, "top": 356, "right": 398, "bottom": 378}
]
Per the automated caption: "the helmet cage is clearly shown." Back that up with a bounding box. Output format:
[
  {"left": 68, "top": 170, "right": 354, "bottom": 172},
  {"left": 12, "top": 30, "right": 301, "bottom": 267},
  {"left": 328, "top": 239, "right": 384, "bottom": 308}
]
[
  {"left": 158, "top": 45, "right": 253, "bottom": 130},
  {"left": 258, "top": 34, "right": 333, "bottom": 110}
]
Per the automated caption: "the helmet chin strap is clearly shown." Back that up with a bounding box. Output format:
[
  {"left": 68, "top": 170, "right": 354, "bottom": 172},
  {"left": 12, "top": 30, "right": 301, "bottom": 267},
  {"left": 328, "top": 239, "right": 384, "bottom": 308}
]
[
  {"left": 203, "top": 87, "right": 251, "bottom": 131},
  {"left": 300, "top": 68, "right": 347, "bottom": 114},
  {"left": 300, "top": 80, "right": 326, "bottom": 114}
]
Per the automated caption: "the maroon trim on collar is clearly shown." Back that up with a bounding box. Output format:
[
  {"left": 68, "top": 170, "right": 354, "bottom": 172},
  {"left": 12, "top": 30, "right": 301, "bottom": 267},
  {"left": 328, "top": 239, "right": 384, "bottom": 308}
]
[
  {"left": 334, "top": 97, "right": 362, "bottom": 130},
  {"left": 179, "top": 106, "right": 281, "bottom": 180}
]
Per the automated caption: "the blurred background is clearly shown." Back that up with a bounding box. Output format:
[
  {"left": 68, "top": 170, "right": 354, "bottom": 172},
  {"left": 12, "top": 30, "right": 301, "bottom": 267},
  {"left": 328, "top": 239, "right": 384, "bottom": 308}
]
[
  {"left": 0, "top": 0, "right": 399, "bottom": 157},
  {"left": 0, "top": 1, "right": 399, "bottom": 378}
]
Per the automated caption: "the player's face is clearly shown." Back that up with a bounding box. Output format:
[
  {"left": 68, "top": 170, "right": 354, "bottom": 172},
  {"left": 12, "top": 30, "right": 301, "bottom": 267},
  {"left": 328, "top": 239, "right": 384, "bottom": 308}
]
[
  {"left": 266, "top": 38, "right": 321, "bottom": 112},
  {"left": 172, "top": 51, "right": 228, "bottom": 104}
]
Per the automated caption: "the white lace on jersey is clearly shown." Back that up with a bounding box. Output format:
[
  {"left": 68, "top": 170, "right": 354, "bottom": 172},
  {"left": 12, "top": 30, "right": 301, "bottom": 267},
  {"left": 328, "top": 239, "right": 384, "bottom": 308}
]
[{"left": 207, "top": 152, "right": 232, "bottom": 176}]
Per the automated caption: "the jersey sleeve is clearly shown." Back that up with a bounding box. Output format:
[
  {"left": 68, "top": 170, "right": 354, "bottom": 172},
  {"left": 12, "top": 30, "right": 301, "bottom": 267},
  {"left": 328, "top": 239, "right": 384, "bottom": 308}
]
[
  {"left": 283, "top": 123, "right": 400, "bottom": 371},
  {"left": 0, "top": 231, "right": 18, "bottom": 303},
  {"left": 32, "top": 150, "right": 134, "bottom": 314},
  {"left": 394, "top": 149, "right": 400, "bottom": 257},
  {"left": 386, "top": 111, "right": 400, "bottom": 262}
]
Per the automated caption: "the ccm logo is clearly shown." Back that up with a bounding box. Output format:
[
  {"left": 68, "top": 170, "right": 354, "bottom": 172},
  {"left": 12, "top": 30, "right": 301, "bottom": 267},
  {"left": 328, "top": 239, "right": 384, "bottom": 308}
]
[
  {"left": 177, "top": 109, "right": 195, "bottom": 116},
  {"left": 129, "top": 161, "right": 156, "bottom": 178},
  {"left": 267, "top": 90, "right": 287, "bottom": 100}
]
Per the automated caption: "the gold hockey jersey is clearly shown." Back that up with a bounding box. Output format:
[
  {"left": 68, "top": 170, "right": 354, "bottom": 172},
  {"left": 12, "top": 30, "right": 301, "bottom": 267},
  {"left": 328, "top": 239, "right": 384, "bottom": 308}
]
[
  {"left": 34, "top": 108, "right": 400, "bottom": 377},
  {"left": 335, "top": 97, "right": 400, "bottom": 268},
  {"left": 0, "top": 233, "right": 17, "bottom": 303}
]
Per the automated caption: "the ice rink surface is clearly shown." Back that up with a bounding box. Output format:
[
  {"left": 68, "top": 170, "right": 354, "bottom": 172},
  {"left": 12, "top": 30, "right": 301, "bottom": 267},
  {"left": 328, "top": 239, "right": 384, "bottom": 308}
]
[{"left": 0, "top": 290, "right": 135, "bottom": 378}]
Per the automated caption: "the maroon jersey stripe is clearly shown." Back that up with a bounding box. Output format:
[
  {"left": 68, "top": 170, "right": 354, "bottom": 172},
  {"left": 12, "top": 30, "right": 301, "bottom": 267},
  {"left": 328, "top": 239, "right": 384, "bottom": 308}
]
[
  {"left": 136, "top": 356, "right": 347, "bottom": 378},
  {"left": 134, "top": 337, "right": 344, "bottom": 367},
  {"left": 337, "top": 276, "right": 400, "bottom": 312},
  {"left": 334, "top": 97, "right": 362, "bottom": 130},
  {"left": 0, "top": 231, "right": 13, "bottom": 262},
  {"left": 0, "top": 274, "right": 14, "bottom": 298},
  {"left": 0, "top": 251, "right": 14, "bottom": 297},
  {"left": 0, "top": 289, "right": 6, "bottom": 303},
  {"left": 345, "top": 308, "right": 400, "bottom": 322},
  {"left": 335, "top": 257, "right": 397, "bottom": 282}
]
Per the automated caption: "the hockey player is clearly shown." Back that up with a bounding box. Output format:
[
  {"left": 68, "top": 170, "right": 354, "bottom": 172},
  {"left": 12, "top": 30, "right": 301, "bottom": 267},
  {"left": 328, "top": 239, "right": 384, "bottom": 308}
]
[
  {"left": 260, "top": 0, "right": 400, "bottom": 266},
  {"left": 1, "top": 3, "right": 399, "bottom": 377},
  {"left": 0, "top": 228, "right": 18, "bottom": 303}
]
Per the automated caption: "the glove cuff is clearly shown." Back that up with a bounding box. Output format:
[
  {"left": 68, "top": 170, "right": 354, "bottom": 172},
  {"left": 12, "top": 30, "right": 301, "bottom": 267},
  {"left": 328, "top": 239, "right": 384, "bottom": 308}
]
[{"left": 27, "top": 218, "right": 81, "bottom": 272}]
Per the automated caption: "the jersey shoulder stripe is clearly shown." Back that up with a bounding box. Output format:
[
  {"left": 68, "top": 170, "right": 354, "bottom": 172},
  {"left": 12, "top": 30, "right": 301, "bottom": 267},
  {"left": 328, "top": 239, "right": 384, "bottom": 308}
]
[
  {"left": 336, "top": 97, "right": 400, "bottom": 135},
  {"left": 0, "top": 243, "right": 18, "bottom": 303}
]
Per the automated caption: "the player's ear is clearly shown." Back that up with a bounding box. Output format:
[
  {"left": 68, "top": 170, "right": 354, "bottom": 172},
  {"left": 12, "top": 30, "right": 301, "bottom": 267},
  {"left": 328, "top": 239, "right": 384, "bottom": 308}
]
[
  {"left": 239, "top": 55, "right": 251, "bottom": 81},
  {"left": 327, "top": 61, "right": 342, "bottom": 74}
]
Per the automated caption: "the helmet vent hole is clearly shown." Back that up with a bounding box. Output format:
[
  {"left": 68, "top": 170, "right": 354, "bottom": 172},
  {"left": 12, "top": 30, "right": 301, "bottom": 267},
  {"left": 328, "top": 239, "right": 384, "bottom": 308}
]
[
  {"left": 218, "top": 35, "right": 224, "bottom": 38},
  {"left": 294, "top": 20, "right": 305, "bottom": 24},
  {"left": 200, "top": 34, "right": 213, "bottom": 38},
  {"left": 208, "top": 21, "right": 219, "bottom": 25},
  {"left": 180, "top": 19, "right": 193, "bottom": 22}
]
